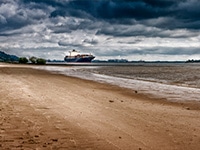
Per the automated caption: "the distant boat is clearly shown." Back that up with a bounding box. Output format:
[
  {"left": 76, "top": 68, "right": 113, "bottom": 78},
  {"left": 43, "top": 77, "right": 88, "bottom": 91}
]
[{"left": 64, "top": 49, "right": 95, "bottom": 62}]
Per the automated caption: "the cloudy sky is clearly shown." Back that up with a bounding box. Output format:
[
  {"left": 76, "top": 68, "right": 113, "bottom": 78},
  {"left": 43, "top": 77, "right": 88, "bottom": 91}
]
[{"left": 0, "top": 0, "right": 200, "bottom": 61}]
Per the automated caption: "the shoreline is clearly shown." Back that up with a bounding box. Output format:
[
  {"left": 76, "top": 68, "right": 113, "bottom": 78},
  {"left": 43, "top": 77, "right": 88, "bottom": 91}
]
[
  {"left": 33, "top": 64, "right": 200, "bottom": 109},
  {"left": 1, "top": 64, "right": 200, "bottom": 149}
]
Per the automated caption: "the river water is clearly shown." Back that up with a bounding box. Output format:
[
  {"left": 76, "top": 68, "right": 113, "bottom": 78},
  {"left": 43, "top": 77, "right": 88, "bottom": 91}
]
[{"left": 35, "top": 63, "right": 200, "bottom": 102}]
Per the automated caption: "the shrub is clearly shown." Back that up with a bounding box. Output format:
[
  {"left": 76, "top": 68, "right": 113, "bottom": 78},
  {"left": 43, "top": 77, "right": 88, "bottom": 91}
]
[
  {"left": 36, "top": 58, "right": 46, "bottom": 65},
  {"left": 19, "top": 57, "right": 28, "bottom": 64},
  {"left": 29, "top": 56, "right": 37, "bottom": 64}
]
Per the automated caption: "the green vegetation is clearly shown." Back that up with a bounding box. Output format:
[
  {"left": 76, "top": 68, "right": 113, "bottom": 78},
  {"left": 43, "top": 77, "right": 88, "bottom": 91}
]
[
  {"left": 19, "top": 57, "right": 28, "bottom": 64},
  {"left": 0, "top": 51, "right": 47, "bottom": 64},
  {"left": 0, "top": 51, "right": 19, "bottom": 62},
  {"left": 29, "top": 56, "right": 37, "bottom": 64},
  {"left": 18, "top": 57, "right": 46, "bottom": 65},
  {"left": 29, "top": 57, "right": 46, "bottom": 65},
  {"left": 186, "top": 59, "right": 200, "bottom": 63},
  {"left": 36, "top": 58, "right": 46, "bottom": 65}
]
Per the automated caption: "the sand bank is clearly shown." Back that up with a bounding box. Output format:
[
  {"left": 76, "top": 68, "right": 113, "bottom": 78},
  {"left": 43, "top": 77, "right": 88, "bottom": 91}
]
[{"left": 0, "top": 64, "right": 200, "bottom": 150}]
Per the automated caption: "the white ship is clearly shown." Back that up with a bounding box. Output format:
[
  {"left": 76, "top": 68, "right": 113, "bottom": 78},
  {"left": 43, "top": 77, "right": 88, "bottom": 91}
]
[{"left": 64, "top": 49, "right": 95, "bottom": 62}]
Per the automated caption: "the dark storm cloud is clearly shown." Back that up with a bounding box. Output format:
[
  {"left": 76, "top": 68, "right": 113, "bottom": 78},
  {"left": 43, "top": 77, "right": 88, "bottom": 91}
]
[
  {"left": 0, "top": 0, "right": 52, "bottom": 34},
  {"left": 1, "top": 0, "right": 200, "bottom": 60},
  {"left": 45, "top": 0, "right": 200, "bottom": 29},
  {"left": 96, "top": 24, "right": 162, "bottom": 37},
  {"left": 1, "top": 0, "right": 200, "bottom": 35},
  {"left": 49, "top": 18, "right": 99, "bottom": 34},
  {"left": 96, "top": 23, "right": 199, "bottom": 38},
  {"left": 22, "top": 0, "right": 64, "bottom": 8},
  {"left": 0, "top": 2, "right": 28, "bottom": 32},
  {"left": 48, "top": 0, "right": 162, "bottom": 19}
]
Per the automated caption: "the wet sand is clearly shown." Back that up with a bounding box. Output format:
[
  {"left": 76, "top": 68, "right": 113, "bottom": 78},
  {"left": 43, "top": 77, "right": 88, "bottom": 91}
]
[{"left": 0, "top": 64, "right": 200, "bottom": 150}]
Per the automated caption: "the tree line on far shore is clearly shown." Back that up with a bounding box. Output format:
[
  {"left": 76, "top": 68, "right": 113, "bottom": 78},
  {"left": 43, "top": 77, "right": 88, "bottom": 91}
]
[
  {"left": 0, "top": 51, "right": 46, "bottom": 65},
  {"left": 19, "top": 56, "right": 46, "bottom": 65}
]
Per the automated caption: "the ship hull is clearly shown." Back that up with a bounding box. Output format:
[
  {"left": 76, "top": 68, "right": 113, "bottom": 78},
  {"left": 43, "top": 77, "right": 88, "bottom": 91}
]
[
  {"left": 64, "top": 56, "right": 95, "bottom": 62},
  {"left": 64, "top": 49, "right": 95, "bottom": 62}
]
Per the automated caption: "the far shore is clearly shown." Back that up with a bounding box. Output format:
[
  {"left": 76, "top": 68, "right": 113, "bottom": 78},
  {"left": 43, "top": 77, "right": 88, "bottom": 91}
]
[{"left": 1, "top": 63, "right": 200, "bottom": 150}]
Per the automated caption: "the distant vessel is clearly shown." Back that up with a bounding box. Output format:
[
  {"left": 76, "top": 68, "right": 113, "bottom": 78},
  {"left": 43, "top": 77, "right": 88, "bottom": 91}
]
[{"left": 64, "top": 49, "right": 95, "bottom": 62}]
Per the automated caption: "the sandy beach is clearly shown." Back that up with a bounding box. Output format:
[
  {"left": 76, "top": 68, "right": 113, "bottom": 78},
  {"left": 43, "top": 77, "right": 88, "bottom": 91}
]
[{"left": 0, "top": 63, "right": 200, "bottom": 150}]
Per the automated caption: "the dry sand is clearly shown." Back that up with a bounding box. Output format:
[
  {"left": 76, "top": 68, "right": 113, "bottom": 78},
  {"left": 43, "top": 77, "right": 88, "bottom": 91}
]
[{"left": 0, "top": 63, "right": 200, "bottom": 150}]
